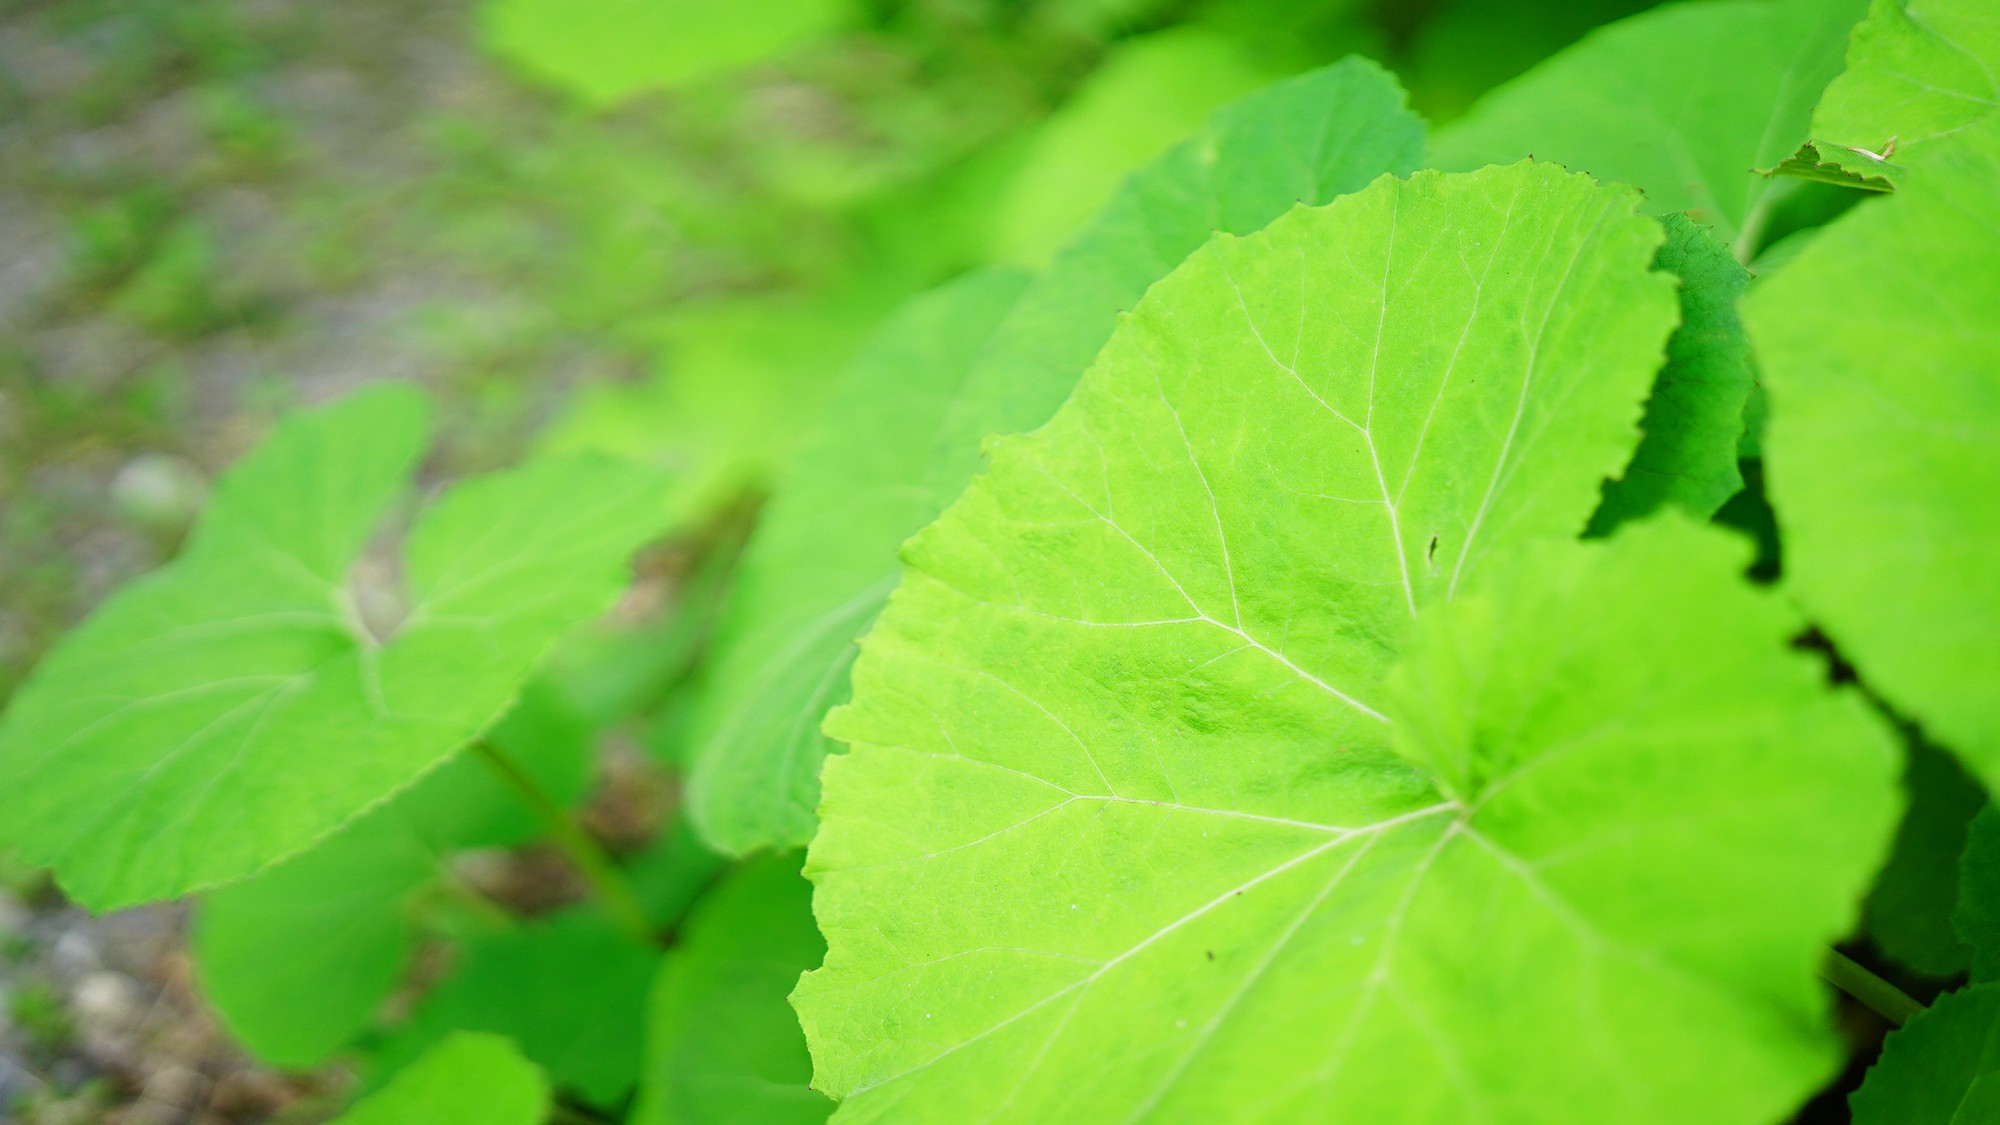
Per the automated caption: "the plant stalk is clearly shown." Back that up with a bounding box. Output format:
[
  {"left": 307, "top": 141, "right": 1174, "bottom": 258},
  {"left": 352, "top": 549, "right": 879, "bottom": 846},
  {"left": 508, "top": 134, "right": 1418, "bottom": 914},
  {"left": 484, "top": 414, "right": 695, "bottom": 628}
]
[
  {"left": 472, "top": 740, "right": 654, "bottom": 946},
  {"left": 1819, "top": 948, "right": 1923, "bottom": 1027}
]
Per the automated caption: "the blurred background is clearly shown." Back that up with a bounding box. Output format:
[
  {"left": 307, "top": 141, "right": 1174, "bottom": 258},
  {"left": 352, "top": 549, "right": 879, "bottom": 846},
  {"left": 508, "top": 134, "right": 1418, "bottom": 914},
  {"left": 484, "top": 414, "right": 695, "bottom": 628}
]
[{"left": 0, "top": 0, "right": 1665, "bottom": 1120}]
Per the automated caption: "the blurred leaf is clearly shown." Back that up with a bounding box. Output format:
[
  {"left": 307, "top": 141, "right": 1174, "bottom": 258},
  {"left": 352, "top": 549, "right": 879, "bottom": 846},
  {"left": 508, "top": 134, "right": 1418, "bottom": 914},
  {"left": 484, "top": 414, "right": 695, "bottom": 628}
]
[
  {"left": 332, "top": 1032, "right": 547, "bottom": 1125},
  {"left": 373, "top": 910, "right": 659, "bottom": 1106},
  {"left": 687, "top": 269, "right": 1030, "bottom": 853},
  {"left": 1430, "top": 0, "right": 1866, "bottom": 255},
  {"left": 990, "top": 26, "right": 1280, "bottom": 264},
  {"left": 1863, "top": 738, "right": 1984, "bottom": 978},
  {"left": 634, "top": 854, "right": 829, "bottom": 1125},
  {"left": 1190, "top": 0, "right": 1383, "bottom": 74},
  {"left": 0, "top": 384, "right": 669, "bottom": 908},
  {"left": 537, "top": 292, "right": 890, "bottom": 529},
  {"left": 482, "top": 0, "right": 851, "bottom": 106},
  {"left": 934, "top": 56, "right": 1425, "bottom": 507},
  {"left": 199, "top": 816, "right": 431, "bottom": 1070},
  {"left": 1399, "top": 0, "right": 1662, "bottom": 121},
  {"left": 628, "top": 815, "right": 731, "bottom": 929},
  {"left": 196, "top": 681, "right": 595, "bottom": 1069}
]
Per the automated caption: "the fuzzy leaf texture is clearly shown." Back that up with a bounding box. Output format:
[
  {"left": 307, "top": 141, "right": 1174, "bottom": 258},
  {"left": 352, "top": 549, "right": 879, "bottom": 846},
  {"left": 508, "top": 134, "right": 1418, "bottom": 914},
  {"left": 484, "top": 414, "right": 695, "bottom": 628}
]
[
  {"left": 0, "top": 383, "right": 670, "bottom": 909},
  {"left": 1744, "top": 115, "right": 2000, "bottom": 790},
  {"left": 1850, "top": 984, "right": 2000, "bottom": 1124},
  {"left": 1429, "top": 0, "right": 1866, "bottom": 254},
  {"left": 329, "top": 1031, "right": 547, "bottom": 1125},
  {"left": 686, "top": 58, "right": 1425, "bottom": 854},
  {"left": 635, "top": 854, "right": 831, "bottom": 1125},
  {"left": 797, "top": 163, "right": 1896, "bottom": 1121}
]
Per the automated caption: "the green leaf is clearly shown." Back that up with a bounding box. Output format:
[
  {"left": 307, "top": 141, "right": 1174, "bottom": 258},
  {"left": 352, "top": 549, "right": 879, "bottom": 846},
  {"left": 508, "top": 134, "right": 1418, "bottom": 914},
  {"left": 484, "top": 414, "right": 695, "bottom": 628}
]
[
  {"left": 1742, "top": 116, "right": 2000, "bottom": 789},
  {"left": 196, "top": 799, "right": 433, "bottom": 1070},
  {"left": 1761, "top": 141, "right": 1899, "bottom": 192},
  {"left": 686, "top": 270, "right": 1032, "bottom": 854},
  {"left": 989, "top": 27, "right": 1283, "bottom": 265},
  {"left": 935, "top": 57, "right": 1427, "bottom": 494},
  {"left": 194, "top": 681, "right": 593, "bottom": 1067},
  {"left": 480, "top": 0, "right": 848, "bottom": 107},
  {"left": 372, "top": 910, "right": 658, "bottom": 1106},
  {"left": 1851, "top": 984, "right": 2000, "bottom": 1124},
  {"left": 331, "top": 1031, "right": 548, "bottom": 1125},
  {"left": 1187, "top": 0, "right": 1384, "bottom": 76},
  {"left": 536, "top": 293, "right": 882, "bottom": 529},
  {"left": 1813, "top": 0, "right": 2000, "bottom": 165},
  {"left": 630, "top": 815, "right": 733, "bottom": 930},
  {"left": 806, "top": 516, "right": 1894, "bottom": 1117},
  {"left": 1862, "top": 738, "right": 1984, "bottom": 979},
  {"left": 1958, "top": 807, "right": 2000, "bottom": 980},
  {"left": 1429, "top": 0, "right": 1867, "bottom": 255},
  {"left": 800, "top": 163, "right": 1777, "bottom": 1119},
  {"left": 1397, "top": 0, "right": 1662, "bottom": 122},
  {"left": 0, "top": 382, "right": 668, "bottom": 909},
  {"left": 635, "top": 854, "right": 831, "bottom": 1125},
  {"left": 685, "top": 58, "right": 1426, "bottom": 855},
  {"left": 1589, "top": 213, "right": 1755, "bottom": 532}
]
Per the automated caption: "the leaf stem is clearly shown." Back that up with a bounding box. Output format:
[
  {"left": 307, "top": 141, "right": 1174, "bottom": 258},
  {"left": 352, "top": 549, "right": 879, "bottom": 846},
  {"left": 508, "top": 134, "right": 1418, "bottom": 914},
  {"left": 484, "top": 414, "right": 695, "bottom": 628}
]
[
  {"left": 471, "top": 740, "right": 654, "bottom": 946},
  {"left": 1819, "top": 948, "right": 1923, "bottom": 1027}
]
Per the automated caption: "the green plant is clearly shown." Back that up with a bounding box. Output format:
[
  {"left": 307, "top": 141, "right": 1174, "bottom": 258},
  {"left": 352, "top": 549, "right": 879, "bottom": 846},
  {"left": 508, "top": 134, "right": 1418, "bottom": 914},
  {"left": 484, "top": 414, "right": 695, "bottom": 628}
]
[{"left": 1, "top": 0, "right": 1996, "bottom": 1122}]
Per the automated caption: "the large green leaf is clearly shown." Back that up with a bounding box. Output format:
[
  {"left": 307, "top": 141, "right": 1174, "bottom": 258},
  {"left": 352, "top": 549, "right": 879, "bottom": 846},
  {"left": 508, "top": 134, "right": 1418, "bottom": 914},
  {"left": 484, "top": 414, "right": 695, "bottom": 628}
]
[
  {"left": 1851, "top": 984, "right": 2000, "bottom": 1123},
  {"left": 1743, "top": 117, "right": 2000, "bottom": 789},
  {"left": 194, "top": 680, "right": 593, "bottom": 1067},
  {"left": 799, "top": 163, "right": 1811, "bottom": 1120},
  {"left": 805, "top": 519, "right": 1893, "bottom": 1117},
  {"left": 685, "top": 59, "right": 1425, "bottom": 854},
  {"left": 370, "top": 909, "right": 659, "bottom": 1106},
  {"left": 635, "top": 854, "right": 831, "bottom": 1125},
  {"left": 686, "top": 271, "right": 1030, "bottom": 853},
  {"left": 1813, "top": 0, "right": 2000, "bottom": 164},
  {"left": 1589, "top": 212, "right": 1755, "bottom": 531},
  {"left": 0, "top": 383, "right": 669, "bottom": 909},
  {"left": 331, "top": 1031, "right": 547, "bottom": 1125},
  {"left": 481, "top": 0, "right": 849, "bottom": 107},
  {"left": 988, "top": 27, "right": 1280, "bottom": 266},
  {"left": 1429, "top": 0, "right": 1866, "bottom": 255}
]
